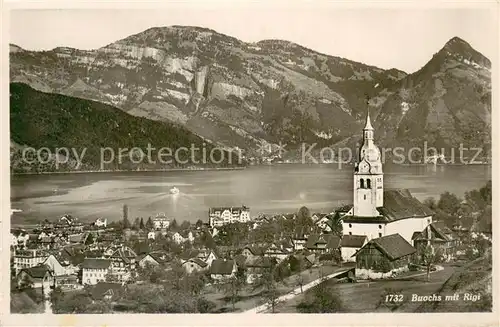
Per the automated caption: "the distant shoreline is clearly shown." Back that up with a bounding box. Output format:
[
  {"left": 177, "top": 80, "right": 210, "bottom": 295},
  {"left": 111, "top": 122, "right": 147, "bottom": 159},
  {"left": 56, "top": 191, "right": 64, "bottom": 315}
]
[{"left": 11, "top": 166, "right": 247, "bottom": 176}]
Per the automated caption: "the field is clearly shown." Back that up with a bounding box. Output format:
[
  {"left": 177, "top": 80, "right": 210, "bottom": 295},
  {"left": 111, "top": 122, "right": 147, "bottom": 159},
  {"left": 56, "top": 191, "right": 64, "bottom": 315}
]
[{"left": 272, "top": 263, "right": 463, "bottom": 313}]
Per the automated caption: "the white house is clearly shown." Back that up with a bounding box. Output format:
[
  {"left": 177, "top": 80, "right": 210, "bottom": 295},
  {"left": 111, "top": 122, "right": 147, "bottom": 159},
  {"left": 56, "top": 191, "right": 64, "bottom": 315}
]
[
  {"left": 81, "top": 258, "right": 111, "bottom": 285},
  {"left": 338, "top": 110, "right": 433, "bottom": 244},
  {"left": 153, "top": 214, "right": 171, "bottom": 229},
  {"left": 43, "top": 254, "right": 73, "bottom": 276},
  {"left": 94, "top": 218, "right": 107, "bottom": 228},
  {"left": 208, "top": 206, "right": 250, "bottom": 227},
  {"left": 147, "top": 231, "right": 156, "bottom": 240},
  {"left": 13, "top": 250, "right": 49, "bottom": 274},
  {"left": 172, "top": 232, "right": 185, "bottom": 244},
  {"left": 11, "top": 230, "right": 29, "bottom": 248},
  {"left": 340, "top": 235, "right": 368, "bottom": 262}
]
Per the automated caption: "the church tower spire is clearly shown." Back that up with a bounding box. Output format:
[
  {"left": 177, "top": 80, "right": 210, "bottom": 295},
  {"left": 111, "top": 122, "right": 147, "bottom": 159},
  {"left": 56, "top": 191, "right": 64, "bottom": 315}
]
[{"left": 353, "top": 99, "right": 384, "bottom": 217}]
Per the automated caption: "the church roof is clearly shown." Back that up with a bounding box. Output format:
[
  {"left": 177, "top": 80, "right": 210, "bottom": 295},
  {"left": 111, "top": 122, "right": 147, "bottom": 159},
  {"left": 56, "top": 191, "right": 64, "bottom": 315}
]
[
  {"left": 341, "top": 189, "right": 433, "bottom": 223},
  {"left": 378, "top": 189, "right": 434, "bottom": 220},
  {"left": 358, "top": 234, "right": 416, "bottom": 260}
]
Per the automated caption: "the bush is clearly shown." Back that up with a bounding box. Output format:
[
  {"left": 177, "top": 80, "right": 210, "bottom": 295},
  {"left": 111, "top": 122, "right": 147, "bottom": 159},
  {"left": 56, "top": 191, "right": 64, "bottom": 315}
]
[{"left": 296, "top": 284, "right": 343, "bottom": 313}]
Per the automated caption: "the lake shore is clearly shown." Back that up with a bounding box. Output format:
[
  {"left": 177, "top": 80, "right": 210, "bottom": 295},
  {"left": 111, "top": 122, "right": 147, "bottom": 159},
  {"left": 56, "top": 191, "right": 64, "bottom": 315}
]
[{"left": 10, "top": 166, "right": 247, "bottom": 176}]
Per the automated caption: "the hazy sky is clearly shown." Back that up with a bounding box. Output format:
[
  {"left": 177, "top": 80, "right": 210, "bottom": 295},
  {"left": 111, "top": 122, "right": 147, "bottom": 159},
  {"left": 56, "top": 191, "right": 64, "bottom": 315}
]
[{"left": 9, "top": 5, "right": 497, "bottom": 73}]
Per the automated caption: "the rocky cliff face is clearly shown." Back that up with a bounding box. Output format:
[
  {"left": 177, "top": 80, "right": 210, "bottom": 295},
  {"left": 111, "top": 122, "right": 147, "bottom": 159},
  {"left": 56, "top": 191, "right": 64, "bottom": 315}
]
[
  {"left": 10, "top": 27, "right": 490, "bottom": 160},
  {"left": 373, "top": 37, "right": 491, "bottom": 157}
]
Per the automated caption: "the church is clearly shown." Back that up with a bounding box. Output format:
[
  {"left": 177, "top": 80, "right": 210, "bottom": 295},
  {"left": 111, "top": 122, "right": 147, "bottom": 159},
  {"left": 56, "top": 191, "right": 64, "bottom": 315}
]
[{"left": 338, "top": 110, "right": 434, "bottom": 244}]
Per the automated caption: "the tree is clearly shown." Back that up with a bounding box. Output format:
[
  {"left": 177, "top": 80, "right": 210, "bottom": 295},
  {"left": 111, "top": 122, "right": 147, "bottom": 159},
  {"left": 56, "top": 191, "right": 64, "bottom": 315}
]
[
  {"left": 423, "top": 197, "right": 437, "bottom": 210},
  {"left": 297, "top": 284, "right": 343, "bottom": 313},
  {"left": 180, "top": 220, "right": 191, "bottom": 230},
  {"left": 297, "top": 206, "right": 313, "bottom": 231},
  {"left": 84, "top": 233, "right": 94, "bottom": 246},
  {"left": 419, "top": 244, "right": 443, "bottom": 281},
  {"left": 437, "top": 192, "right": 461, "bottom": 216},
  {"left": 170, "top": 219, "right": 179, "bottom": 231},
  {"left": 253, "top": 261, "right": 280, "bottom": 313},
  {"left": 18, "top": 273, "right": 33, "bottom": 289},
  {"left": 195, "top": 219, "right": 204, "bottom": 229},
  {"left": 146, "top": 217, "right": 154, "bottom": 230},
  {"left": 295, "top": 273, "right": 305, "bottom": 293},
  {"left": 132, "top": 217, "right": 140, "bottom": 231},
  {"left": 139, "top": 217, "right": 145, "bottom": 230},
  {"left": 122, "top": 204, "right": 131, "bottom": 229},
  {"left": 220, "top": 273, "right": 246, "bottom": 311}
]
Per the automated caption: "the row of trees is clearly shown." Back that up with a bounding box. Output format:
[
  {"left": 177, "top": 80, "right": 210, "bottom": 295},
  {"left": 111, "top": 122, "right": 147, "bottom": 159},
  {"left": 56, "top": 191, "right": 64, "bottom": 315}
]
[{"left": 423, "top": 180, "right": 492, "bottom": 232}]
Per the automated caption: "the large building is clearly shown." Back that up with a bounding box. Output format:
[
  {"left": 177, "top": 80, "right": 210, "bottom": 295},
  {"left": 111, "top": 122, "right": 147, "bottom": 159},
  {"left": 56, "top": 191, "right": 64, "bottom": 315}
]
[
  {"left": 339, "top": 110, "right": 434, "bottom": 244},
  {"left": 208, "top": 206, "right": 250, "bottom": 227}
]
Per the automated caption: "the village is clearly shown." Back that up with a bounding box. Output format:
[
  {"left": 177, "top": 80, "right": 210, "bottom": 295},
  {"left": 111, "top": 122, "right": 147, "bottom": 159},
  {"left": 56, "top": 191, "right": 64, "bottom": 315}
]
[{"left": 10, "top": 111, "right": 493, "bottom": 313}]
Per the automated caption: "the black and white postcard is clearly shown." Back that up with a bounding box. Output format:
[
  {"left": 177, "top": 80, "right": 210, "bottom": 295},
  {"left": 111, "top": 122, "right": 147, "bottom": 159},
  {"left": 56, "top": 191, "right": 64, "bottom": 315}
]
[{"left": 1, "top": 1, "right": 498, "bottom": 326}]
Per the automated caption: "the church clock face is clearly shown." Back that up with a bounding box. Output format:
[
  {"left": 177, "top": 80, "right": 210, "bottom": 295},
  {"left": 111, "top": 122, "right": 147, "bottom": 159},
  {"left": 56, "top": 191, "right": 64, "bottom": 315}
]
[{"left": 367, "top": 149, "right": 380, "bottom": 162}]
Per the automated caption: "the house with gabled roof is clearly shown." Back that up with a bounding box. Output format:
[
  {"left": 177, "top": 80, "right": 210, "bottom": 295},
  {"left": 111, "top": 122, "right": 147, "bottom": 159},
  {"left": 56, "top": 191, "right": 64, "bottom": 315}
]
[
  {"left": 354, "top": 233, "right": 416, "bottom": 279},
  {"left": 43, "top": 253, "right": 77, "bottom": 276},
  {"left": 340, "top": 235, "right": 367, "bottom": 262},
  {"left": 81, "top": 258, "right": 111, "bottom": 285},
  {"left": 16, "top": 265, "right": 54, "bottom": 289},
  {"left": 209, "top": 259, "right": 237, "bottom": 282},
  {"left": 182, "top": 258, "right": 208, "bottom": 274},
  {"left": 412, "top": 222, "right": 458, "bottom": 260}
]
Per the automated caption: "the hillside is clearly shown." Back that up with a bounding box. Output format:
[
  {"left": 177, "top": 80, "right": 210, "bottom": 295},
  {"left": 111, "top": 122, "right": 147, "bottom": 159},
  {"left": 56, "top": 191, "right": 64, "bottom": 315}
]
[
  {"left": 10, "top": 83, "right": 241, "bottom": 173},
  {"left": 10, "top": 28, "right": 491, "bottom": 158},
  {"left": 9, "top": 26, "right": 406, "bottom": 156}
]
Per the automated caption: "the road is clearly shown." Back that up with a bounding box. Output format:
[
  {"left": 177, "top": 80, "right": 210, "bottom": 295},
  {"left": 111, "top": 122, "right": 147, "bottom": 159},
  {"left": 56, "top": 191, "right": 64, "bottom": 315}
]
[{"left": 241, "top": 266, "right": 354, "bottom": 314}]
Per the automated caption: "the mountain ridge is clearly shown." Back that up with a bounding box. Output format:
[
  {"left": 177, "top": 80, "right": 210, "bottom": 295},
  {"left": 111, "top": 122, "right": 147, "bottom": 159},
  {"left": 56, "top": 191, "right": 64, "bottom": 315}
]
[{"left": 10, "top": 27, "right": 491, "bottom": 161}]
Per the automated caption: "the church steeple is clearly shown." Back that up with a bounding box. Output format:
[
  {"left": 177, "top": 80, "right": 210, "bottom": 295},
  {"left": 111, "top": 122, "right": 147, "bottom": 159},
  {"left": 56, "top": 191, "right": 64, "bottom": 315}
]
[
  {"left": 353, "top": 98, "right": 384, "bottom": 217},
  {"left": 364, "top": 107, "right": 374, "bottom": 131}
]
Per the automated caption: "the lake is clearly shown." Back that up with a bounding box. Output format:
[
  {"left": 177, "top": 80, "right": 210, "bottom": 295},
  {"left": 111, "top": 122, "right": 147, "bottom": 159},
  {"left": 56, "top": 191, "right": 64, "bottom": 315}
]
[{"left": 10, "top": 164, "right": 491, "bottom": 225}]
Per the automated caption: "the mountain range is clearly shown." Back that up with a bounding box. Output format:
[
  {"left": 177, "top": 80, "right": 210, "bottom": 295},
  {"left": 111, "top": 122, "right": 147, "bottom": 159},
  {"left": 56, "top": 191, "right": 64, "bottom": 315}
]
[{"left": 10, "top": 26, "right": 492, "bottom": 164}]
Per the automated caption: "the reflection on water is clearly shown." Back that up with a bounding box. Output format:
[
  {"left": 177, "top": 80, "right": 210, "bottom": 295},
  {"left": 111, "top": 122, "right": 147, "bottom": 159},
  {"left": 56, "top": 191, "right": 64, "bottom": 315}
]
[{"left": 11, "top": 164, "right": 491, "bottom": 225}]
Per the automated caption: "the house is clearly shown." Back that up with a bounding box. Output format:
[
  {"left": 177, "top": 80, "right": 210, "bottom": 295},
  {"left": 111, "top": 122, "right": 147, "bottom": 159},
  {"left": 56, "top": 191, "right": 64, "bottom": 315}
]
[
  {"left": 43, "top": 254, "right": 74, "bottom": 276},
  {"left": 182, "top": 258, "right": 208, "bottom": 274},
  {"left": 313, "top": 213, "right": 334, "bottom": 232},
  {"left": 245, "top": 257, "right": 276, "bottom": 284},
  {"left": 305, "top": 234, "right": 341, "bottom": 254},
  {"left": 13, "top": 249, "right": 49, "bottom": 274},
  {"left": 209, "top": 259, "right": 237, "bottom": 281},
  {"left": 291, "top": 227, "right": 309, "bottom": 250},
  {"left": 263, "top": 244, "right": 290, "bottom": 261},
  {"left": 340, "top": 235, "right": 368, "bottom": 262},
  {"left": 94, "top": 218, "right": 107, "bottom": 228},
  {"left": 203, "top": 250, "right": 218, "bottom": 267},
  {"left": 354, "top": 233, "right": 416, "bottom": 279},
  {"left": 208, "top": 206, "right": 250, "bottom": 227},
  {"left": 412, "top": 222, "right": 458, "bottom": 261},
  {"left": 68, "top": 233, "right": 85, "bottom": 244},
  {"left": 16, "top": 265, "right": 54, "bottom": 289},
  {"left": 11, "top": 229, "right": 29, "bottom": 248},
  {"left": 172, "top": 232, "right": 185, "bottom": 244},
  {"left": 241, "top": 246, "right": 264, "bottom": 262},
  {"left": 147, "top": 231, "right": 156, "bottom": 240},
  {"left": 153, "top": 213, "right": 171, "bottom": 229},
  {"left": 138, "top": 251, "right": 170, "bottom": 268},
  {"left": 81, "top": 258, "right": 111, "bottom": 285},
  {"left": 59, "top": 214, "right": 78, "bottom": 226},
  {"left": 54, "top": 274, "right": 79, "bottom": 290},
  {"left": 107, "top": 246, "right": 137, "bottom": 282}
]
